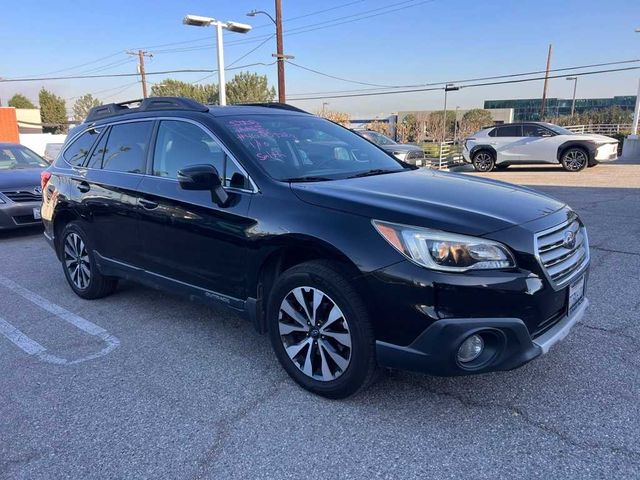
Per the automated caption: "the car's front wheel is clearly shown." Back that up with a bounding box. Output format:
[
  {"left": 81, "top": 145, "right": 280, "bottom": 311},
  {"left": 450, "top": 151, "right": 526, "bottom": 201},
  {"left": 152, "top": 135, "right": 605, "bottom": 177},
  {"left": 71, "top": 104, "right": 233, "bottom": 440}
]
[
  {"left": 267, "top": 261, "right": 376, "bottom": 398},
  {"left": 561, "top": 148, "right": 588, "bottom": 172},
  {"left": 472, "top": 151, "right": 495, "bottom": 172},
  {"left": 60, "top": 222, "right": 118, "bottom": 299}
]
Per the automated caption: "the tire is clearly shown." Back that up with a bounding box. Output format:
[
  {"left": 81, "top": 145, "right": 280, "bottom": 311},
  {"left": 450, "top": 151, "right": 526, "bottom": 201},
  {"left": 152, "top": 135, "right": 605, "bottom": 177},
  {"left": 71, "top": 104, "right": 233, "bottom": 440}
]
[
  {"left": 472, "top": 150, "right": 495, "bottom": 172},
  {"left": 495, "top": 164, "right": 509, "bottom": 170},
  {"left": 267, "top": 260, "right": 376, "bottom": 399},
  {"left": 560, "top": 147, "right": 588, "bottom": 172},
  {"left": 59, "top": 222, "right": 118, "bottom": 299}
]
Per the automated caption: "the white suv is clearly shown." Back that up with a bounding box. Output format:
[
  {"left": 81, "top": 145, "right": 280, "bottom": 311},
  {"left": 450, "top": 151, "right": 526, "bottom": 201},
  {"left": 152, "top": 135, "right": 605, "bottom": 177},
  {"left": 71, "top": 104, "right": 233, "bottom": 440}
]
[{"left": 462, "top": 122, "right": 619, "bottom": 172}]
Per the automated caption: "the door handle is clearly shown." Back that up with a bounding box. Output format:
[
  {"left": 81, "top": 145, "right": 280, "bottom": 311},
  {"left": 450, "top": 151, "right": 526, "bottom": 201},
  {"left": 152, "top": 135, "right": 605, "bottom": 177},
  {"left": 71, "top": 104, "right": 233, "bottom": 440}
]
[
  {"left": 76, "top": 181, "right": 90, "bottom": 193},
  {"left": 138, "top": 198, "right": 159, "bottom": 210}
]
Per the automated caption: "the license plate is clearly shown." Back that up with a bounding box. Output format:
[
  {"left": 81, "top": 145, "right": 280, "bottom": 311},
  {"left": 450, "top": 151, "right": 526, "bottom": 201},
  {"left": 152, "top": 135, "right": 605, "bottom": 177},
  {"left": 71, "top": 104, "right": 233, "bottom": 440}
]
[
  {"left": 33, "top": 208, "right": 41, "bottom": 220},
  {"left": 416, "top": 160, "right": 423, "bottom": 166},
  {"left": 568, "top": 275, "right": 585, "bottom": 312}
]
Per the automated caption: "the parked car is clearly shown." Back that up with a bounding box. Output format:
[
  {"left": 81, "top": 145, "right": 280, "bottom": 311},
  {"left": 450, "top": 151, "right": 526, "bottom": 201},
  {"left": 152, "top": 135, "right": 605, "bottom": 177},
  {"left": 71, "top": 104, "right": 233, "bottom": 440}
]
[
  {"left": 355, "top": 130, "right": 426, "bottom": 166},
  {"left": 0, "top": 143, "right": 47, "bottom": 230},
  {"left": 42, "top": 98, "right": 590, "bottom": 398},
  {"left": 44, "top": 142, "right": 65, "bottom": 164},
  {"left": 462, "top": 122, "right": 619, "bottom": 172}
]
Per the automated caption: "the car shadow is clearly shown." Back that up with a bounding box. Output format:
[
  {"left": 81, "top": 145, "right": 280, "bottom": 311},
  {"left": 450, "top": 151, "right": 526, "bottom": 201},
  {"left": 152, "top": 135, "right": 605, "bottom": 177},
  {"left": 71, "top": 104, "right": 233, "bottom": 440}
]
[{"left": 0, "top": 225, "right": 43, "bottom": 241}]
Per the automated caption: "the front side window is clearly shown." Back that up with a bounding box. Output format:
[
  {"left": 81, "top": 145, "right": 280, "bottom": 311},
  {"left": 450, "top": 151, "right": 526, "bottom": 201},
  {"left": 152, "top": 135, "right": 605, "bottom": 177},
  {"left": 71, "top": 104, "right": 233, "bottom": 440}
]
[
  {"left": 0, "top": 145, "right": 47, "bottom": 170},
  {"left": 63, "top": 128, "right": 101, "bottom": 166},
  {"left": 364, "top": 131, "right": 396, "bottom": 146},
  {"left": 152, "top": 120, "right": 248, "bottom": 189},
  {"left": 220, "top": 115, "right": 407, "bottom": 181},
  {"left": 101, "top": 121, "right": 152, "bottom": 173},
  {"left": 523, "top": 125, "right": 552, "bottom": 137}
]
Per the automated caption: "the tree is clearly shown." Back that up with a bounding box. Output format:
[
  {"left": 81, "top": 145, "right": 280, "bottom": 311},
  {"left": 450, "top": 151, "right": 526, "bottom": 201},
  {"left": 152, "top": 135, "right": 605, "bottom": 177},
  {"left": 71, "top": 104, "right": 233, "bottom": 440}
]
[
  {"left": 459, "top": 109, "right": 493, "bottom": 139},
  {"left": 397, "top": 114, "right": 418, "bottom": 143},
  {"left": 226, "top": 72, "right": 276, "bottom": 104},
  {"left": 150, "top": 79, "right": 218, "bottom": 104},
  {"left": 364, "top": 120, "right": 390, "bottom": 136},
  {"left": 39, "top": 88, "right": 67, "bottom": 134},
  {"left": 317, "top": 109, "right": 350, "bottom": 126},
  {"left": 425, "top": 110, "right": 456, "bottom": 141},
  {"left": 73, "top": 94, "right": 101, "bottom": 121},
  {"left": 8, "top": 93, "right": 36, "bottom": 109}
]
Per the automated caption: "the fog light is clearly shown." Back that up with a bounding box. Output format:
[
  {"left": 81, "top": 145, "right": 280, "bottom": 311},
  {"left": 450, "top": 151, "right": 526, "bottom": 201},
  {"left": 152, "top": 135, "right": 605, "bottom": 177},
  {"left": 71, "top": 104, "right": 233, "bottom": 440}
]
[{"left": 457, "top": 334, "right": 484, "bottom": 363}]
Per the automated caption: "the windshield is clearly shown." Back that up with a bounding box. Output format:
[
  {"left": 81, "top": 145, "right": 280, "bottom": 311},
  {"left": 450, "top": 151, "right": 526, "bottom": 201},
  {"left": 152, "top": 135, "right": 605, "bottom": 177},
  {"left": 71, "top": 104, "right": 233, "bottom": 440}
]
[
  {"left": 544, "top": 123, "right": 575, "bottom": 136},
  {"left": 0, "top": 145, "right": 48, "bottom": 170},
  {"left": 365, "top": 131, "right": 397, "bottom": 146},
  {"left": 221, "top": 115, "right": 407, "bottom": 181}
]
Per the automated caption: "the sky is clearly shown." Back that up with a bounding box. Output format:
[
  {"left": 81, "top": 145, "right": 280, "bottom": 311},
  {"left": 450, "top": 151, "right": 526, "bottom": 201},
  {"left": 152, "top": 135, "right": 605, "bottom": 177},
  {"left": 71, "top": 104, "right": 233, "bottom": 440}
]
[{"left": 0, "top": 0, "right": 639, "bottom": 116}]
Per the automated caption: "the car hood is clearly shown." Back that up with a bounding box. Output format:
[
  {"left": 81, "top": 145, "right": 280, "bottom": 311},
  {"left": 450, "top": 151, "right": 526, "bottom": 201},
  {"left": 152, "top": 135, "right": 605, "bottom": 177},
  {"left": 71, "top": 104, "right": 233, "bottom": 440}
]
[
  {"left": 378, "top": 144, "right": 423, "bottom": 153},
  {"left": 571, "top": 133, "right": 618, "bottom": 143},
  {"left": 0, "top": 168, "right": 43, "bottom": 190},
  {"left": 291, "top": 169, "right": 566, "bottom": 236}
]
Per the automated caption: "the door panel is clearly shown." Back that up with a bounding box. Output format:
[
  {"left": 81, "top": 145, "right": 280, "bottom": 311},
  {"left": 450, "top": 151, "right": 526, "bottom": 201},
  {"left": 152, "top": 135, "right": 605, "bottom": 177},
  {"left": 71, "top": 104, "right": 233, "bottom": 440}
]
[
  {"left": 135, "top": 177, "right": 253, "bottom": 299},
  {"left": 505, "top": 125, "right": 559, "bottom": 163}
]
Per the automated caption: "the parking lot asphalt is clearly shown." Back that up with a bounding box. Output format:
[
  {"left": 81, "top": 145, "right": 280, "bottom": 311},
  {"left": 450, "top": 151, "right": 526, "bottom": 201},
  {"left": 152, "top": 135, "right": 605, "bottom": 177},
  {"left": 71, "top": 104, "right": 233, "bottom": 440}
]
[{"left": 1, "top": 163, "right": 639, "bottom": 479}]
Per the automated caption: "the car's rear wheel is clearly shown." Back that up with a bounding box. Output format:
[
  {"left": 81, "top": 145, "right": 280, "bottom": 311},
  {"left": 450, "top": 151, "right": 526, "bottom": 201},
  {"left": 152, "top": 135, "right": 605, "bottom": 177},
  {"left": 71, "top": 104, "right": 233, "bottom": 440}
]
[
  {"left": 267, "top": 261, "right": 376, "bottom": 399},
  {"left": 60, "top": 222, "right": 118, "bottom": 299},
  {"left": 472, "top": 151, "right": 495, "bottom": 172},
  {"left": 561, "top": 148, "right": 588, "bottom": 172}
]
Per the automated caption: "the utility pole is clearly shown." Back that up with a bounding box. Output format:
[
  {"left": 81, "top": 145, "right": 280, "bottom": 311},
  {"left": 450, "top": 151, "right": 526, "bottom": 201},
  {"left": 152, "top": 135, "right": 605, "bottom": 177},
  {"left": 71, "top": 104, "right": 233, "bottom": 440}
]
[
  {"left": 127, "top": 50, "right": 153, "bottom": 98},
  {"left": 275, "top": 0, "right": 285, "bottom": 103},
  {"left": 540, "top": 44, "right": 553, "bottom": 120}
]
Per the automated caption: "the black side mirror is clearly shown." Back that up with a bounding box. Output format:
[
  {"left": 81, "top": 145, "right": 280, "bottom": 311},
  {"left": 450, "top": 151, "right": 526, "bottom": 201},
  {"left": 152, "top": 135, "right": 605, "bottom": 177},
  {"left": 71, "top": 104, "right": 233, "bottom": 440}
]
[{"left": 177, "top": 164, "right": 229, "bottom": 207}]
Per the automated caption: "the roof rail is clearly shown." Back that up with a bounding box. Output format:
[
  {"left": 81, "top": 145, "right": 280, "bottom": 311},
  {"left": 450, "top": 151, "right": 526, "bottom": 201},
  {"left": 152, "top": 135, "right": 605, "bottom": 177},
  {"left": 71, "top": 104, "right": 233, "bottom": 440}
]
[
  {"left": 85, "top": 96, "right": 209, "bottom": 122},
  {"left": 235, "top": 102, "right": 309, "bottom": 114}
]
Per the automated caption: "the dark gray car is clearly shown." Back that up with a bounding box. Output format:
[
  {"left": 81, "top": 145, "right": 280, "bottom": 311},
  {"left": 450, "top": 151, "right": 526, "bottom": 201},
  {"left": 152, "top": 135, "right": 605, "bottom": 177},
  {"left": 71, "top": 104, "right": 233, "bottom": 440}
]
[
  {"left": 356, "top": 130, "right": 426, "bottom": 166},
  {"left": 0, "top": 143, "right": 47, "bottom": 230}
]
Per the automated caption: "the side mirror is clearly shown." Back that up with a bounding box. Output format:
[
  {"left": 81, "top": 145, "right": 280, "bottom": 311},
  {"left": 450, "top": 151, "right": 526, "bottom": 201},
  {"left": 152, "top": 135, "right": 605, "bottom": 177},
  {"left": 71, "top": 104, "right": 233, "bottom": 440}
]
[{"left": 177, "top": 164, "right": 229, "bottom": 207}]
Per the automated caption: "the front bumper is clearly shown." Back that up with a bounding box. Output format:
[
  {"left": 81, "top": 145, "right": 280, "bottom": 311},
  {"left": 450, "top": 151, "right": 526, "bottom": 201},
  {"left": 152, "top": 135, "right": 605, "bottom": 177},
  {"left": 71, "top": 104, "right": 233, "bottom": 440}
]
[
  {"left": 0, "top": 201, "right": 42, "bottom": 230},
  {"left": 376, "top": 298, "right": 588, "bottom": 375}
]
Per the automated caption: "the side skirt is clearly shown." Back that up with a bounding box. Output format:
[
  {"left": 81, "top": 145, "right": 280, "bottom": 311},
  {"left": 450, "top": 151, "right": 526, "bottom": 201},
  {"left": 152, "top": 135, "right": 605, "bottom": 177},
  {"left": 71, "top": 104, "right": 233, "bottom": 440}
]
[{"left": 93, "top": 252, "right": 260, "bottom": 329}]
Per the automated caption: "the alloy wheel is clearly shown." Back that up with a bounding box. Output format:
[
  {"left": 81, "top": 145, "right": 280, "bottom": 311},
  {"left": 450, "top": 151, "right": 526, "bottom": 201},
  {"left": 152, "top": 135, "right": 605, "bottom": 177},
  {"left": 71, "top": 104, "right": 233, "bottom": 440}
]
[
  {"left": 278, "top": 286, "right": 352, "bottom": 381},
  {"left": 564, "top": 150, "right": 587, "bottom": 171},
  {"left": 63, "top": 232, "right": 91, "bottom": 290},
  {"left": 473, "top": 152, "right": 493, "bottom": 171}
]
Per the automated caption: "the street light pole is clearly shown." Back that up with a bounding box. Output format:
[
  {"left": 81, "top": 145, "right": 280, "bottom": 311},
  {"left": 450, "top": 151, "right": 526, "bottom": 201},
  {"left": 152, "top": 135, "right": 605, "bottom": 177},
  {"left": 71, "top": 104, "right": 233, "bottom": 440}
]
[
  {"left": 566, "top": 76, "right": 578, "bottom": 117},
  {"left": 453, "top": 106, "right": 460, "bottom": 143},
  {"left": 442, "top": 84, "right": 459, "bottom": 144},
  {"left": 183, "top": 15, "right": 252, "bottom": 107}
]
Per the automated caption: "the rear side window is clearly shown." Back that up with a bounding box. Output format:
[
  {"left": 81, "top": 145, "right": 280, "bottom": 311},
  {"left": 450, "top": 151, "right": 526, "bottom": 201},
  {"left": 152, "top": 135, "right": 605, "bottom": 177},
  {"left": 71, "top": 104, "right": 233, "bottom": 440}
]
[
  {"left": 101, "top": 121, "right": 153, "bottom": 173},
  {"left": 63, "top": 128, "right": 101, "bottom": 166},
  {"left": 495, "top": 125, "right": 522, "bottom": 137}
]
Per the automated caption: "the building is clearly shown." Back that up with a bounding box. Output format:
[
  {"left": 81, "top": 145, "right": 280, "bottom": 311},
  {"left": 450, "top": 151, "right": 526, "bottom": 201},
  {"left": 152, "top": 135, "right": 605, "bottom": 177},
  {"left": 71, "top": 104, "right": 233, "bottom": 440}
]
[{"left": 484, "top": 96, "right": 637, "bottom": 122}]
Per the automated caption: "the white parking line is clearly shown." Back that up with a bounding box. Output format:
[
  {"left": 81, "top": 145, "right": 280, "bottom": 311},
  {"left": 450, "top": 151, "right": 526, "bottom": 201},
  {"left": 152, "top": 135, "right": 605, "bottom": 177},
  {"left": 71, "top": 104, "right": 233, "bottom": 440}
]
[{"left": 0, "top": 275, "right": 120, "bottom": 364}]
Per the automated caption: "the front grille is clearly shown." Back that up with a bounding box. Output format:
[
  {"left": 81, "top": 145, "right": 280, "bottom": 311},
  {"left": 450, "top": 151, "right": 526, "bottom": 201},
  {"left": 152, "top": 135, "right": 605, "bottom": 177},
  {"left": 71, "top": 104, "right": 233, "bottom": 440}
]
[
  {"left": 535, "top": 218, "right": 589, "bottom": 288},
  {"left": 2, "top": 190, "right": 42, "bottom": 203},
  {"left": 406, "top": 150, "right": 425, "bottom": 160}
]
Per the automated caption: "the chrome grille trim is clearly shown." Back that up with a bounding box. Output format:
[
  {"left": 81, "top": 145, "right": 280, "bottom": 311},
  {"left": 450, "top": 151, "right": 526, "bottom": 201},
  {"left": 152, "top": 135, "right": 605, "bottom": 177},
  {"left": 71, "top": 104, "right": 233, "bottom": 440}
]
[
  {"left": 2, "top": 190, "right": 42, "bottom": 203},
  {"left": 534, "top": 218, "right": 589, "bottom": 289}
]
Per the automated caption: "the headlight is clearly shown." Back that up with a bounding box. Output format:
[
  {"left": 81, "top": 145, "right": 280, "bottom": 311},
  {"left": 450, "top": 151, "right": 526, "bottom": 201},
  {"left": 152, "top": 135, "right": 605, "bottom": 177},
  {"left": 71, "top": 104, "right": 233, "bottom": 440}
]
[
  {"left": 372, "top": 220, "right": 516, "bottom": 272},
  {"left": 392, "top": 151, "right": 407, "bottom": 160}
]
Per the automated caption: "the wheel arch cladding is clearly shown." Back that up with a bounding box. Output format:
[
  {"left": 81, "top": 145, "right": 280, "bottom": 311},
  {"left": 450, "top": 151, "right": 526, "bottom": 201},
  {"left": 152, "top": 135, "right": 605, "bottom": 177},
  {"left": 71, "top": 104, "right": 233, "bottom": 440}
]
[
  {"left": 53, "top": 209, "right": 81, "bottom": 259},
  {"left": 557, "top": 140, "right": 596, "bottom": 163},
  {"left": 470, "top": 145, "right": 496, "bottom": 159}
]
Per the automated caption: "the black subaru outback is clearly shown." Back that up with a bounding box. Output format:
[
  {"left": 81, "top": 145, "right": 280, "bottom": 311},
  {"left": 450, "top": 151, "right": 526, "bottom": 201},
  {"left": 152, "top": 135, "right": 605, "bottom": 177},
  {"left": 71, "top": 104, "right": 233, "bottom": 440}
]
[{"left": 41, "top": 97, "right": 589, "bottom": 398}]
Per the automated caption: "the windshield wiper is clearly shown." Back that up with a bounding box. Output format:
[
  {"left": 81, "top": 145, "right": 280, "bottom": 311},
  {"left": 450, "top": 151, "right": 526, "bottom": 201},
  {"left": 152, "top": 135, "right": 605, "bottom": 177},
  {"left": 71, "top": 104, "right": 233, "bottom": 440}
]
[
  {"left": 347, "top": 168, "right": 400, "bottom": 179},
  {"left": 284, "top": 175, "right": 333, "bottom": 183}
]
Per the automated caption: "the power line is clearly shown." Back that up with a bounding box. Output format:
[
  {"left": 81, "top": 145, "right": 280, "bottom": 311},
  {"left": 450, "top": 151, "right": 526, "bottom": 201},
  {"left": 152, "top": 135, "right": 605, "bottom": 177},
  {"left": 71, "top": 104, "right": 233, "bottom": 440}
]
[
  {"left": 287, "top": 65, "right": 640, "bottom": 101},
  {"left": 0, "top": 62, "right": 277, "bottom": 83},
  {"left": 227, "top": 35, "right": 276, "bottom": 68},
  {"left": 286, "top": 58, "right": 640, "bottom": 97}
]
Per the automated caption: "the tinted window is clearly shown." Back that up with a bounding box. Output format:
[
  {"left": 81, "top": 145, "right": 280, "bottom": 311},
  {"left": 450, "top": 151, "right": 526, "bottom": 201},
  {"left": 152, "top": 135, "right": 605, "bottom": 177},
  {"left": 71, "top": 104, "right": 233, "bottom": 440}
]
[
  {"left": 0, "top": 145, "right": 47, "bottom": 170},
  {"left": 488, "top": 128, "right": 497, "bottom": 137},
  {"left": 523, "top": 125, "right": 551, "bottom": 137},
  {"left": 63, "top": 128, "right": 101, "bottom": 166},
  {"left": 101, "top": 122, "right": 152, "bottom": 173},
  {"left": 495, "top": 125, "right": 522, "bottom": 137},
  {"left": 87, "top": 130, "right": 109, "bottom": 169},
  {"left": 220, "top": 115, "right": 406, "bottom": 181},
  {"left": 152, "top": 120, "right": 248, "bottom": 189}
]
